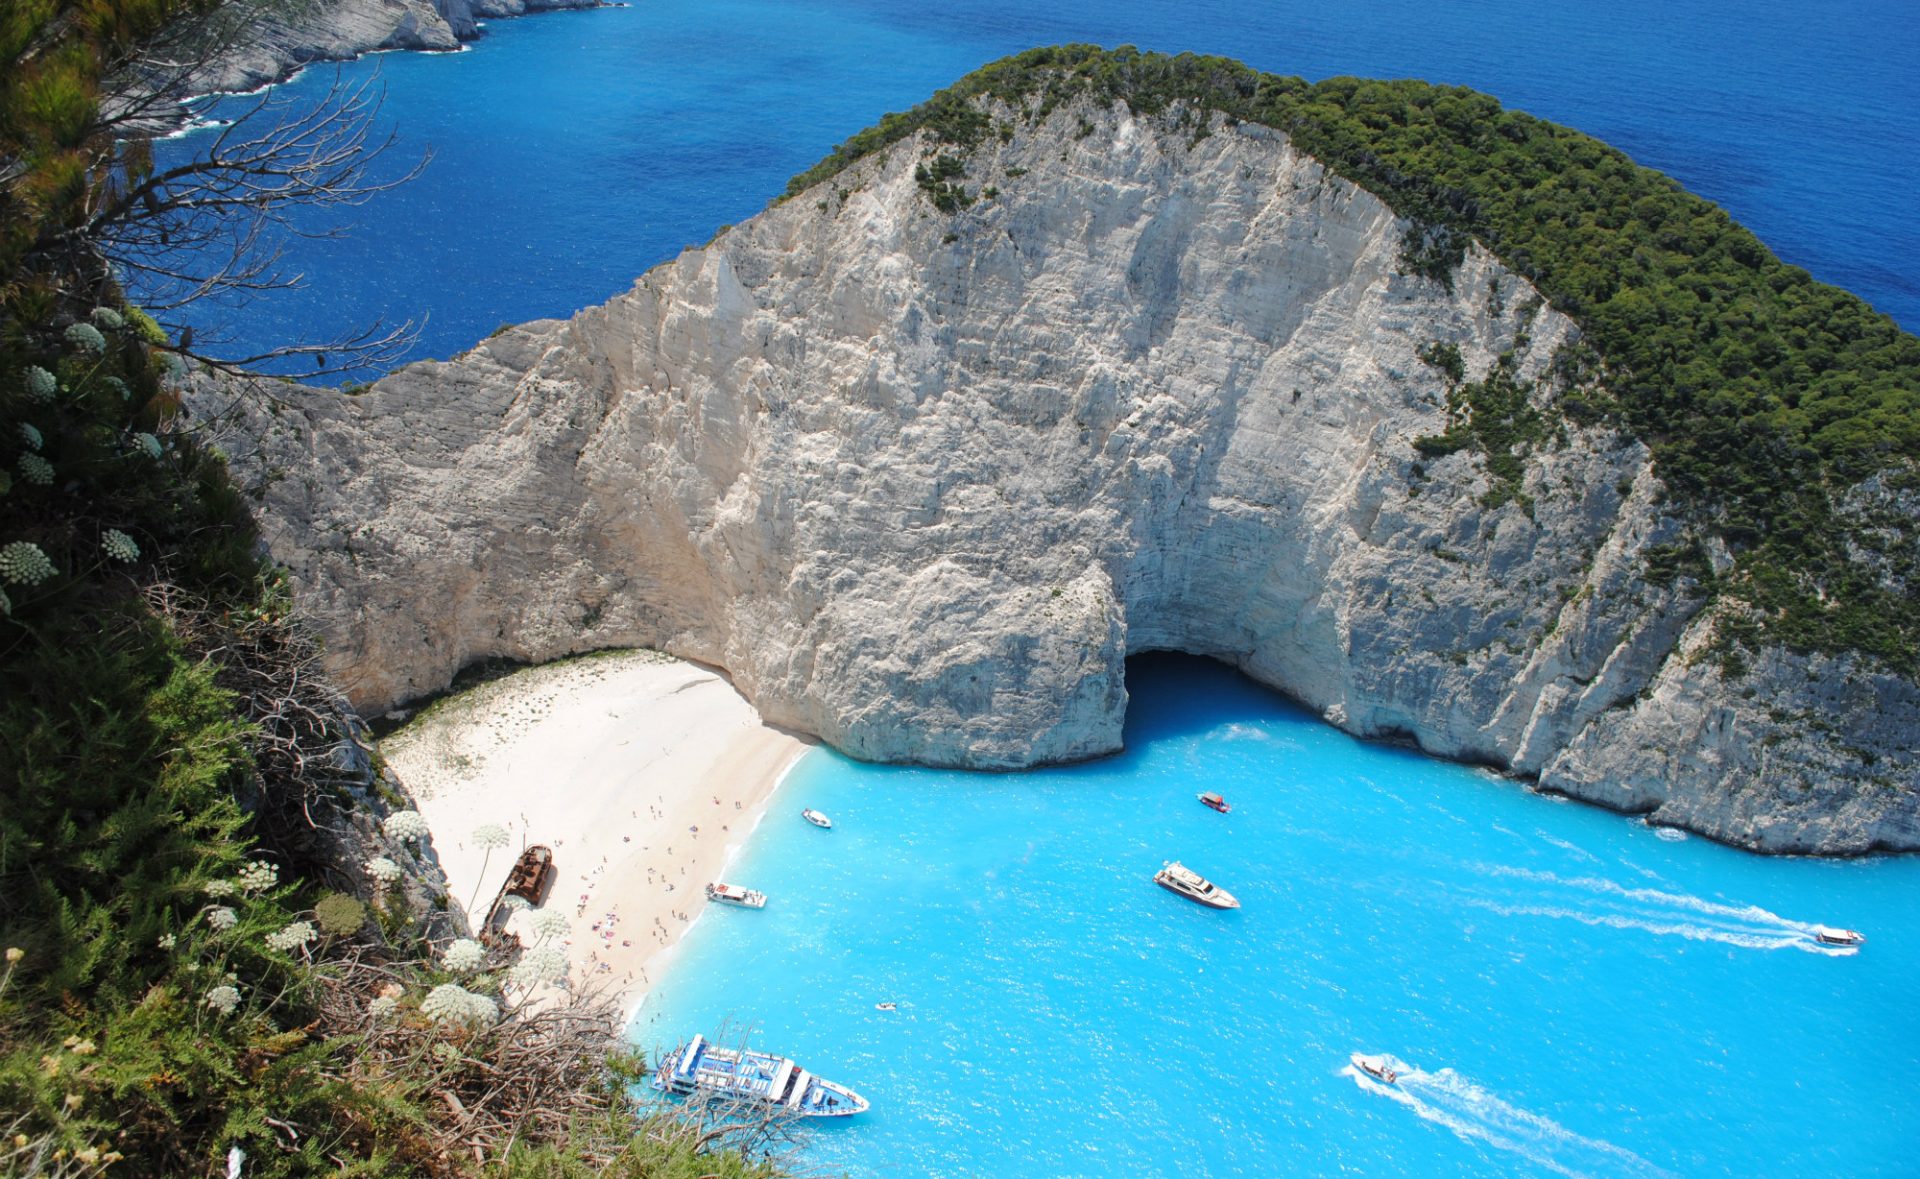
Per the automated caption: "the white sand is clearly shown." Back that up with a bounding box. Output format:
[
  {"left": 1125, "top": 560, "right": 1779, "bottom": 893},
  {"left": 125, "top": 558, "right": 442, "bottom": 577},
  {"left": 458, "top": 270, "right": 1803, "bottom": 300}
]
[{"left": 381, "top": 650, "right": 809, "bottom": 1018}]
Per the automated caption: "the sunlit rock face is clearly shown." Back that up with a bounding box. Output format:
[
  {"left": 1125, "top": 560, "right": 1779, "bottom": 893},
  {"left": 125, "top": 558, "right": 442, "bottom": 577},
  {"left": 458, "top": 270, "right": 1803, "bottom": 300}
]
[{"left": 216, "top": 97, "right": 1918, "bottom": 853}]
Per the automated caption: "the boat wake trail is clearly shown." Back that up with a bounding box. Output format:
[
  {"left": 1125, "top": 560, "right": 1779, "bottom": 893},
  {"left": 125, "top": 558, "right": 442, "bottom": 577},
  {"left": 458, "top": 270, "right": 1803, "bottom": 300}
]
[
  {"left": 1468, "top": 867, "right": 1855, "bottom": 955},
  {"left": 1344, "top": 1056, "right": 1672, "bottom": 1179}
]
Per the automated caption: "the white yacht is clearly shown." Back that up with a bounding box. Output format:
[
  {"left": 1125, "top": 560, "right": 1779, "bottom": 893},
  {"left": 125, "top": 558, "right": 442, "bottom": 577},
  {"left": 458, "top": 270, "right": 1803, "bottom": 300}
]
[
  {"left": 1153, "top": 861, "right": 1239, "bottom": 909},
  {"left": 705, "top": 882, "right": 767, "bottom": 909}
]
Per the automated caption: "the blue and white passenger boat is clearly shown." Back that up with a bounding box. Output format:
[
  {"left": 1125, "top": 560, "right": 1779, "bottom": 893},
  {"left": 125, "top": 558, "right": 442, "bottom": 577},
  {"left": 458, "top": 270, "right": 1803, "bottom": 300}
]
[{"left": 652, "top": 1034, "right": 871, "bottom": 1117}]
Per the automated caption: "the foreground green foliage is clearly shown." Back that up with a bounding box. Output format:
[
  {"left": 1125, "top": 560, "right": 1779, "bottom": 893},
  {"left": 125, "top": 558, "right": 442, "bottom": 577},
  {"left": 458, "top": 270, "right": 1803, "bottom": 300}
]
[{"left": 789, "top": 45, "right": 1920, "bottom": 670}]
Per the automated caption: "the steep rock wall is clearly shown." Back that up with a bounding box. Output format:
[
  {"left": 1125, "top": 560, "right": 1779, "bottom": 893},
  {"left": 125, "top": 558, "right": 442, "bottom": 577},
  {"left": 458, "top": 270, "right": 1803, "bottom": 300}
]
[{"left": 212, "top": 99, "right": 1918, "bottom": 852}]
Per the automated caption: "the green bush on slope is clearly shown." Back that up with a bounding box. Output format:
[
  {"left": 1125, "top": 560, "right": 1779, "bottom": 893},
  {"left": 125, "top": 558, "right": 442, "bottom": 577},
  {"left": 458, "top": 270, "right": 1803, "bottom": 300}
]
[{"left": 788, "top": 44, "right": 1920, "bottom": 670}]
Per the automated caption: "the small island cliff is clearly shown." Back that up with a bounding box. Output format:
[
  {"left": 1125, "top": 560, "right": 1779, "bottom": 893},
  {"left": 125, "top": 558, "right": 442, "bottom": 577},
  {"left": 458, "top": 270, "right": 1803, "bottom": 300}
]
[{"left": 209, "top": 48, "right": 1920, "bottom": 854}]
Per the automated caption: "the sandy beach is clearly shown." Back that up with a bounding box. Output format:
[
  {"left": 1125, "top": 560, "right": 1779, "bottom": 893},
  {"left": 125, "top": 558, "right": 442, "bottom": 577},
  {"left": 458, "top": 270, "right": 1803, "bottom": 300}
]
[{"left": 380, "top": 650, "right": 809, "bottom": 1018}]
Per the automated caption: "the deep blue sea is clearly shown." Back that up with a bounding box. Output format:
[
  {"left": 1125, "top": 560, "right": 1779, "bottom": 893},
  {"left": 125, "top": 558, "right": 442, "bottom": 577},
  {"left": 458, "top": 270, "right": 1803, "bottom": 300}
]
[
  {"left": 157, "top": 0, "right": 1918, "bottom": 377},
  {"left": 635, "top": 656, "right": 1920, "bottom": 1178}
]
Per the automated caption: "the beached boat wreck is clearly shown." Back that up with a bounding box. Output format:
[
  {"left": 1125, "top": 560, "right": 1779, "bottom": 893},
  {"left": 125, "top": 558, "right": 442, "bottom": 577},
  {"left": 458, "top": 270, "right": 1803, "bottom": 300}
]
[
  {"left": 653, "top": 1034, "right": 870, "bottom": 1117},
  {"left": 480, "top": 844, "right": 555, "bottom": 943}
]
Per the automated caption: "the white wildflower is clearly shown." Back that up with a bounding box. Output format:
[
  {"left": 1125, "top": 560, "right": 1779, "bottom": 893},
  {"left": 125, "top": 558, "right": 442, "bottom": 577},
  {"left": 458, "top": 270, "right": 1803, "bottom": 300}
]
[
  {"left": 498, "top": 894, "right": 530, "bottom": 913},
  {"left": 530, "top": 910, "right": 569, "bottom": 941},
  {"left": 472, "top": 823, "right": 509, "bottom": 850},
  {"left": 63, "top": 323, "right": 106, "bottom": 356},
  {"left": 157, "top": 933, "right": 176, "bottom": 951},
  {"left": 23, "top": 367, "right": 57, "bottom": 402},
  {"left": 101, "top": 529, "right": 139, "bottom": 563},
  {"left": 103, "top": 376, "right": 129, "bottom": 401},
  {"left": 265, "top": 920, "right": 316, "bottom": 953},
  {"left": 18, "top": 423, "right": 41, "bottom": 450},
  {"left": 90, "top": 307, "right": 125, "bottom": 331},
  {"left": 204, "top": 879, "right": 237, "bottom": 898},
  {"left": 236, "top": 860, "right": 278, "bottom": 894},
  {"left": 134, "top": 432, "right": 163, "bottom": 459},
  {"left": 206, "top": 906, "right": 237, "bottom": 930},
  {"left": 368, "top": 995, "right": 398, "bottom": 1019},
  {"left": 0, "top": 542, "right": 56, "bottom": 585},
  {"left": 364, "top": 856, "right": 402, "bottom": 885},
  {"left": 420, "top": 982, "right": 496, "bottom": 1028},
  {"left": 441, "top": 938, "right": 485, "bottom": 973},
  {"left": 383, "top": 810, "right": 429, "bottom": 841},
  {"left": 508, "top": 945, "right": 566, "bottom": 989},
  {"left": 205, "top": 985, "right": 241, "bottom": 1014},
  {"left": 17, "top": 453, "right": 52, "bottom": 486}
]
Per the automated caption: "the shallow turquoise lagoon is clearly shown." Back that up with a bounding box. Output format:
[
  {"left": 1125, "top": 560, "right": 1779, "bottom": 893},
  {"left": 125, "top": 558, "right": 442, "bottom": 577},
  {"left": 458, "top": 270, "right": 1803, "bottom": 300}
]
[{"left": 634, "top": 655, "right": 1918, "bottom": 1178}]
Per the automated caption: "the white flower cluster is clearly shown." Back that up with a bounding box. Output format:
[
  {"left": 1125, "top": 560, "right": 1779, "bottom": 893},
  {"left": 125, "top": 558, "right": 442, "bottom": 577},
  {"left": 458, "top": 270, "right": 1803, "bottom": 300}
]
[
  {"left": 134, "top": 432, "right": 163, "bottom": 459},
  {"left": 23, "top": 366, "right": 57, "bottom": 402},
  {"left": 237, "top": 860, "right": 279, "bottom": 894},
  {"left": 101, "top": 529, "right": 139, "bottom": 563},
  {"left": 508, "top": 945, "right": 566, "bottom": 989},
  {"left": 157, "top": 933, "right": 176, "bottom": 951},
  {"left": 420, "top": 983, "right": 496, "bottom": 1028},
  {"left": 205, "top": 985, "right": 241, "bottom": 1014},
  {"left": 90, "top": 307, "right": 125, "bottom": 331},
  {"left": 265, "top": 920, "right": 316, "bottom": 953},
  {"left": 206, "top": 906, "right": 237, "bottom": 930},
  {"left": 17, "top": 453, "right": 52, "bottom": 486},
  {"left": 498, "top": 894, "right": 530, "bottom": 913},
  {"left": 530, "top": 910, "right": 569, "bottom": 941},
  {"left": 368, "top": 995, "right": 399, "bottom": 1019},
  {"left": 383, "top": 810, "right": 429, "bottom": 841},
  {"left": 365, "top": 856, "right": 402, "bottom": 885},
  {"left": 472, "top": 822, "right": 509, "bottom": 850},
  {"left": 102, "top": 376, "right": 128, "bottom": 401},
  {"left": 63, "top": 323, "right": 106, "bottom": 355},
  {"left": 0, "top": 542, "right": 55, "bottom": 585},
  {"left": 204, "top": 879, "right": 237, "bottom": 898},
  {"left": 442, "top": 938, "right": 485, "bottom": 973},
  {"left": 18, "top": 423, "right": 40, "bottom": 450}
]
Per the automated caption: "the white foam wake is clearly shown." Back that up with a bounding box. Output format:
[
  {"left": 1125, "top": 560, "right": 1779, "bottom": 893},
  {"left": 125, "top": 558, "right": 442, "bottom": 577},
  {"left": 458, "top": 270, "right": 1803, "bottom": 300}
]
[
  {"left": 1470, "top": 866, "right": 1856, "bottom": 955},
  {"left": 1344, "top": 1055, "right": 1672, "bottom": 1179}
]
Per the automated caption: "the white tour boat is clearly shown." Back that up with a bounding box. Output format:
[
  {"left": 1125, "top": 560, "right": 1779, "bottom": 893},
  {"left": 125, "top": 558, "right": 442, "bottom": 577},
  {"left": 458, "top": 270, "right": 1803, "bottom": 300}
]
[
  {"left": 653, "top": 1034, "right": 869, "bottom": 1117},
  {"left": 705, "top": 881, "right": 767, "bottom": 909},
  {"left": 1351, "top": 1053, "right": 1398, "bottom": 1085},
  {"left": 802, "top": 808, "right": 833, "bottom": 829},
  {"left": 1153, "top": 861, "right": 1239, "bottom": 910}
]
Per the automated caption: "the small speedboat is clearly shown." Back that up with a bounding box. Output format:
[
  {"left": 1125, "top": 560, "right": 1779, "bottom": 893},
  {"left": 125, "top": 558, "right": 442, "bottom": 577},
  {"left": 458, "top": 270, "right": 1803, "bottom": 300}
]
[
  {"left": 1351, "top": 1053, "right": 1398, "bottom": 1085},
  {"left": 802, "top": 808, "right": 833, "bottom": 829},
  {"left": 1153, "top": 861, "right": 1239, "bottom": 910},
  {"left": 705, "top": 882, "right": 767, "bottom": 909},
  {"left": 1197, "top": 791, "right": 1231, "bottom": 814},
  {"left": 874, "top": 1001, "right": 896, "bottom": 1012},
  {"left": 1812, "top": 924, "right": 1865, "bottom": 947}
]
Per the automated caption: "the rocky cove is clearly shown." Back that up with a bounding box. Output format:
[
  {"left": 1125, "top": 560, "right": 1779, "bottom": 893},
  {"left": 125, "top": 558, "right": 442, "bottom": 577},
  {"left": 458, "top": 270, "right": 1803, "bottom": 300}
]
[{"left": 205, "top": 80, "right": 1919, "bottom": 856}]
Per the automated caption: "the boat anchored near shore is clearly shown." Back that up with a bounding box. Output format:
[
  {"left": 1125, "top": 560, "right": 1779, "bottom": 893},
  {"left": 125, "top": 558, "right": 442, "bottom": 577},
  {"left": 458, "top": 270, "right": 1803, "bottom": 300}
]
[
  {"left": 653, "top": 1034, "right": 870, "bottom": 1117},
  {"left": 705, "top": 882, "right": 767, "bottom": 909},
  {"left": 802, "top": 808, "right": 833, "bottom": 829},
  {"left": 1153, "top": 861, "right": 1240, "bottom": 909}
]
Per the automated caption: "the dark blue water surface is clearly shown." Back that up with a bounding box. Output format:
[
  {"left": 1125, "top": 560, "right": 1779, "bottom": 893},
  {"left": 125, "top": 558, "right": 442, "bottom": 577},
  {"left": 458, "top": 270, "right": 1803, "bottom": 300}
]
[
  {"left": 158, "top": 0, "right": 1917, "bottom": 375},
  {"left": 636, "top": 656, "right": 1920, "bottom": 1178}
]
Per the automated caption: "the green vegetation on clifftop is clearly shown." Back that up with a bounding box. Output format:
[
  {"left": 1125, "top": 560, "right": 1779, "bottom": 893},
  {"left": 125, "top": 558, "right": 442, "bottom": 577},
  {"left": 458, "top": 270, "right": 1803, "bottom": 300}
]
[{"left": 788, "top": 45, "right": 1920, "bottom": 671}]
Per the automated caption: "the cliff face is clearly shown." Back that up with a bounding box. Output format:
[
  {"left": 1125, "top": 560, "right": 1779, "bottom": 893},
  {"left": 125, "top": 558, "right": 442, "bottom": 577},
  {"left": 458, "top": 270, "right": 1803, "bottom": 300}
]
[
  {"left": 186, "top": 0, "right": 602, "bottom": 97},
  {"left": 213, "top": 98, "right": 1918, "bottom": 853}
]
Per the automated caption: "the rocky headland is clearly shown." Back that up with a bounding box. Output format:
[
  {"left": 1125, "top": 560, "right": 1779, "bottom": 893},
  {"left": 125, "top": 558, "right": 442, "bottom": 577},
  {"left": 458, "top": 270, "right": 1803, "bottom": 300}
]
[{"left": 208, "top": 49, "right": 1919, "bottom": 854}]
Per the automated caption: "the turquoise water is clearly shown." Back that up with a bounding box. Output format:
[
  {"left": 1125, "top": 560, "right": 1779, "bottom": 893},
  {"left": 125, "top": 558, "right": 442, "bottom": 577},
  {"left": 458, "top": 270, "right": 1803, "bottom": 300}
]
[
  {"left": 634, "top": 655, "right": 1919, "bottom": 1178},
  {"left": 156, "top": 0, "right": 1918, "bottom": 378}
]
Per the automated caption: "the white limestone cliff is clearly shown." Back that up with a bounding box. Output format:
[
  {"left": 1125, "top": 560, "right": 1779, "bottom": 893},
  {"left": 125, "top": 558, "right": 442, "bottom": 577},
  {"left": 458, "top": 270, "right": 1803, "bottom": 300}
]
[{"left": 208, "top": 98, "right": 1918, "bottom": 853}]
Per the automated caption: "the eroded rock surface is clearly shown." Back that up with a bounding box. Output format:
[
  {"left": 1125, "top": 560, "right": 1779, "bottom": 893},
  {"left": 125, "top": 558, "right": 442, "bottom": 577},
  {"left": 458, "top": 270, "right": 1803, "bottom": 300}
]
[{"left": 209, "top": 99, "right": 1918, "bottom": 852}]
